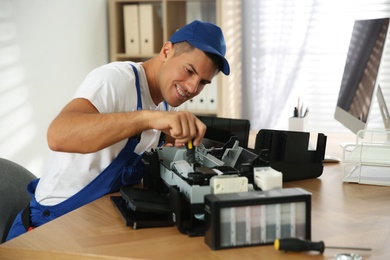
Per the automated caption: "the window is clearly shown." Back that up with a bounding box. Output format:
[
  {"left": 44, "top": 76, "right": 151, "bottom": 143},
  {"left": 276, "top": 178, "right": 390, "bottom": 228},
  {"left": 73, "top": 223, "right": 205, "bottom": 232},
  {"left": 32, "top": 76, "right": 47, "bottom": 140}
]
[{"left": 242, "top": 0, "right": 390, "bottom": 133}]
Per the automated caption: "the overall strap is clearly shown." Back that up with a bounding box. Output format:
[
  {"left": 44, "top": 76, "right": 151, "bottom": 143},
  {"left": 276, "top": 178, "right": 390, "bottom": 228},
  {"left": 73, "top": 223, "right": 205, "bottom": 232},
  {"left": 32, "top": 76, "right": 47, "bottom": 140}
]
[
  {"left": 130, "top": 64, "right": 142, "bottom": 111},
  {"left": 130, "top": 63, "right": 168, "bottom": 111}
]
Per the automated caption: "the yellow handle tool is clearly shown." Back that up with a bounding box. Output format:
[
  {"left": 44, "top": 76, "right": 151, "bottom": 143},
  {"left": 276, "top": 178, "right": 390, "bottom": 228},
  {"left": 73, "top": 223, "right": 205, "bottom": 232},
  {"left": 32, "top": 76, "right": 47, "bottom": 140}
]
[{"left": 186, "top": 140, "right": 196, "bottom": 164}]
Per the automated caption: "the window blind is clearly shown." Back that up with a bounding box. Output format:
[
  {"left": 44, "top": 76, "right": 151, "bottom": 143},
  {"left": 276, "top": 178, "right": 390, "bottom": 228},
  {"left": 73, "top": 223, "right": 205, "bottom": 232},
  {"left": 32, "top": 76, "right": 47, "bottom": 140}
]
[{"left": 242, "top": 0, "right": 390, "bottom": 134}]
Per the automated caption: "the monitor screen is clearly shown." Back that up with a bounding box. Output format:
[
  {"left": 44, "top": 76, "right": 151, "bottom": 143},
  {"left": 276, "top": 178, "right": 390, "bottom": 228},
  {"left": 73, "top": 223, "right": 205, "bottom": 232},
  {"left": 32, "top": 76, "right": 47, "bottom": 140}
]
[{"left": 334, "top": 18, "right": 389, "bottom": 134}]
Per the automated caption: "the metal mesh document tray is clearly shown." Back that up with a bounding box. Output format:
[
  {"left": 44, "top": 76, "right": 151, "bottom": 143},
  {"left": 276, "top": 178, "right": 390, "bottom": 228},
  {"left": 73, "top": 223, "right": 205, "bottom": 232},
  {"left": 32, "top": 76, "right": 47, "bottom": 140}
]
[{"left": 342, "top": 129, "right": 390, "bottom": 186}]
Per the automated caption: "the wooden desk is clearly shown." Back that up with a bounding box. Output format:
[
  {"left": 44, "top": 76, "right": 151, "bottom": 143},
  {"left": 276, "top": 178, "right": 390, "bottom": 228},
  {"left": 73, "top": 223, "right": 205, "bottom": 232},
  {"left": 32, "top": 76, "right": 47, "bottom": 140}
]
[{"left": 1, "top": 133, "right": 390, "bottom": 259}]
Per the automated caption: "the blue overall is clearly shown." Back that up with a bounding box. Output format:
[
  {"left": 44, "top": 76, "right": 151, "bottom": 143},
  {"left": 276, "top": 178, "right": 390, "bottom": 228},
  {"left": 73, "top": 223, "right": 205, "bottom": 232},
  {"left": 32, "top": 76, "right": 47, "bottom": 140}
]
[{"left": 6, "top": 64, "right": 167, "bottom": 241}]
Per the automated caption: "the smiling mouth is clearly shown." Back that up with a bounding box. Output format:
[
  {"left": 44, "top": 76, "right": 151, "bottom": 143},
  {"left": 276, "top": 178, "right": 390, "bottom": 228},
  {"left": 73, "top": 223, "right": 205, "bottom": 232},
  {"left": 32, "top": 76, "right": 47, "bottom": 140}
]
[{"left": 176, "top": 85, "right": 189, "bottom": 99}]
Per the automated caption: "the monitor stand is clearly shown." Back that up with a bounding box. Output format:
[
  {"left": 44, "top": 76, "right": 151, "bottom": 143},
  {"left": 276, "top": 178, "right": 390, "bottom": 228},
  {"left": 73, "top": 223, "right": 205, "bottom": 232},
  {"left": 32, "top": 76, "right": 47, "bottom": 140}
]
[
  {"left": 377, "top": 84, "right": 390, "bottom": 142},
  {"left": 323, "top": 154, "right": 341, "bottom": 163}
]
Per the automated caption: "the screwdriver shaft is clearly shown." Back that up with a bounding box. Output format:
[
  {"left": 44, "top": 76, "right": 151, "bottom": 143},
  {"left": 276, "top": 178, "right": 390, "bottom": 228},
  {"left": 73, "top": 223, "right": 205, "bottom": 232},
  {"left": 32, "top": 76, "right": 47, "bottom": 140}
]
[{"left": 327, "top": 246, "right": 372, "bottom": 251}]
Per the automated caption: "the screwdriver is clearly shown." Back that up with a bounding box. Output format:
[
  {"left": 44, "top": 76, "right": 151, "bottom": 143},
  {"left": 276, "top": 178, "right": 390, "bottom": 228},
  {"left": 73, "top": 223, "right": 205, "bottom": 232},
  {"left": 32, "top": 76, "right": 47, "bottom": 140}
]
[
  {"left": 186, "top": 140, "right": 196, "bottom": 165},
  {"left": 274, "top": 238, "right": 372, "bottom": 254}
]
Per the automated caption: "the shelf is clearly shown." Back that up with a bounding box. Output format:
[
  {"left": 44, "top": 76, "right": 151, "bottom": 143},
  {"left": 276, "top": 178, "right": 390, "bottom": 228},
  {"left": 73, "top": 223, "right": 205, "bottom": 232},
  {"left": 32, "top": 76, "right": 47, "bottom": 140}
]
[
  {"left": 115, "top": 53, "right": 157, "bottom": 61},
  {"left": 108, "top": 0, "right": 188, "bottom": 62},
  {"left": 108, "top": 0, "right": 219, "bottom": 116}
]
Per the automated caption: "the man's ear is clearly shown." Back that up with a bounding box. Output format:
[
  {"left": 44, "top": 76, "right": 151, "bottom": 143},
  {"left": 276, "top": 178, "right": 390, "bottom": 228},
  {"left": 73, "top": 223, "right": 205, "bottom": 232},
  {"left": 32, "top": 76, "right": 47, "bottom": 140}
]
[{"left": 159, "top": 42, "right": 174, "bottom": 61}]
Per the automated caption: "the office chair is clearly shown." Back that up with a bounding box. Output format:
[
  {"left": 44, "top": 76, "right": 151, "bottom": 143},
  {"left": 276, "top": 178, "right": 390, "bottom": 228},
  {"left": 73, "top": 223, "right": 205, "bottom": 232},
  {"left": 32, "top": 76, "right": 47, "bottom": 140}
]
[{"left": 0, "top": 158, "right": 36, "bottom": 243}]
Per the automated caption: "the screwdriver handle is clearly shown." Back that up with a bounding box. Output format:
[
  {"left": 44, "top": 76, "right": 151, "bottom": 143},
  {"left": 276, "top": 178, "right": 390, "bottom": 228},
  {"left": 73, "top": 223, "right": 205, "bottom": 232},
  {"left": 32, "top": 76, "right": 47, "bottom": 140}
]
[
  {"left": 274, "top": 238, "right": 325, "bottom": 254},
  {"left": 186, "top": 140, "right": 196, "bottom": 164}
]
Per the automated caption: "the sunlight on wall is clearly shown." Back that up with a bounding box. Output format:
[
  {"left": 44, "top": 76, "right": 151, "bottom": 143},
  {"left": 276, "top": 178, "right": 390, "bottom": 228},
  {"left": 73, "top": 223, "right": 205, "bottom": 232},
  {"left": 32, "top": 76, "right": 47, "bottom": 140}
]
[
  {"left": 219, "top": 0, "right": 242, "bottom": 119},
  {"left": 0, "top": 0, "right": 43, "bottom": 175}
]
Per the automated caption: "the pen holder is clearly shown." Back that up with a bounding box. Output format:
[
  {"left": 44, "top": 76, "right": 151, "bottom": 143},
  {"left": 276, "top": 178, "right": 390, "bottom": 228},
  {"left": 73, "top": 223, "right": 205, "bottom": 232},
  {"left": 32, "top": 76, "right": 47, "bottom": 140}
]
[{"left": 288, "top": 116, "right": 308, "bottom": 132}]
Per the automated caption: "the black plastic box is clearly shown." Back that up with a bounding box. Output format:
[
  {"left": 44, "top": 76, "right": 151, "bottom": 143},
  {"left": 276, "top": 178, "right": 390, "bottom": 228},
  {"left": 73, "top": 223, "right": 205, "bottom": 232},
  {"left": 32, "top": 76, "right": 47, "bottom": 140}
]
[{"left": 204, "top": 188, "right": 311, "bottom": 250}]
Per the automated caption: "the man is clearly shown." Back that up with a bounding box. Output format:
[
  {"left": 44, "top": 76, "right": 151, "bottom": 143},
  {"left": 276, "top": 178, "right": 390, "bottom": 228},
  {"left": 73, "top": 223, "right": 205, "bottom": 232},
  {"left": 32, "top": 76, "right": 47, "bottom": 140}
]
[{"left": 6, "top": 20, "right": 230, "bottom": 241}]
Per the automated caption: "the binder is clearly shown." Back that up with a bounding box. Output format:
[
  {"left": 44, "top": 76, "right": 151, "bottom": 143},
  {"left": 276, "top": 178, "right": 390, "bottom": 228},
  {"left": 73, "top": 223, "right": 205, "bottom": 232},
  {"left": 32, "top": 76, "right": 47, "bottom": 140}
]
[
  {"left": 206, "top": 79, "right": 218, "bottom": 111},
  {"left": 138, "top": 4, "right": 163, "bottom": 54},
  {"left": 123, "top": 5, "right": 140, "bottom": 54},
  {"left": 193, "top": 89, "right": 207, "bottom": 111},
  {"left": 186, "top": 81, "right": 218, "bottom": 112},
  {"left": 186, "top": 98, "right": 198, "bottom": 111}
]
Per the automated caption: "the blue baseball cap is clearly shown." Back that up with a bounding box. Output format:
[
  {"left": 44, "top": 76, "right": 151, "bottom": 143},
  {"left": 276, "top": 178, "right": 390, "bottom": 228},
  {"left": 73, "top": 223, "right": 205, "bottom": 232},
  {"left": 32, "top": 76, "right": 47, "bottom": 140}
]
[{"left": 169, "top": 20, "right": 230, "bottom": 75}]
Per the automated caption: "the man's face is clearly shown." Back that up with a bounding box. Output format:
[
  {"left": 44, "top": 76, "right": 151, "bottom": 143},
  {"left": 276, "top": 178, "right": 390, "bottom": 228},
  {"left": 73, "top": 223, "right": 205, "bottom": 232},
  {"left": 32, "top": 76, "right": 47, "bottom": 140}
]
[{"left": 157, "top": 46, "right": 219, "bottom": 107}]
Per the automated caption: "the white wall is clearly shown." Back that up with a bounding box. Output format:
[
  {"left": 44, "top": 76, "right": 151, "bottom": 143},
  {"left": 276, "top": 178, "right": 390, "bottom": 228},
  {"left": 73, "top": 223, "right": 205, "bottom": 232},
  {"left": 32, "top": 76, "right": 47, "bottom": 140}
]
[{"left": 0, "top": 0, "right": 108, "bottom": 177}]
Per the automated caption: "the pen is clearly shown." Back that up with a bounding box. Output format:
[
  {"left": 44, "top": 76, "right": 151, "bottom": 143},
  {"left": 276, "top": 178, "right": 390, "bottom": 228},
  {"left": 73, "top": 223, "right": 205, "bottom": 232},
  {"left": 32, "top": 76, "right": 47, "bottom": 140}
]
[
  {"left": 293, "top": 107, "right": 298, "bottom": 117},
  {"left": 303, "top": 107, "right": 309, "bottom": 117},
  {"left": 299, "top": 102, "right": 303, "bottom": 117}
]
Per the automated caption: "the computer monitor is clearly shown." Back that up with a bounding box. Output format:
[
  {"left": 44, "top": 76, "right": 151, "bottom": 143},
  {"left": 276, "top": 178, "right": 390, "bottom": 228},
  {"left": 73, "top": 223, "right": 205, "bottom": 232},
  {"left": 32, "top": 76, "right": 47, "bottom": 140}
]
[{"left": 334, "top": 18, "right": 390, "bottom": 134}]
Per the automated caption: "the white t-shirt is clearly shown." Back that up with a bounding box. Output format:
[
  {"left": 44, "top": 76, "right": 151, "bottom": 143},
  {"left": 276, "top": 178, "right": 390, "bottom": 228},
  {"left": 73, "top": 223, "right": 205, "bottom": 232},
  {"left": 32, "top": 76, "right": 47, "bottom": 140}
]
[{"left": 35, "top": 62, "right": 177, "bottom": 206}]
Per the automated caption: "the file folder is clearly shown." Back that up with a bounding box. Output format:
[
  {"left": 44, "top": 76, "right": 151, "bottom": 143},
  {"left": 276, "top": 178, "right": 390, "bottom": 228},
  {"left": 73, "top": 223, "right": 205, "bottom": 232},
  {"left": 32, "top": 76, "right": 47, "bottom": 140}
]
[
  {"left": 186, "top": 98, "right": 198, "bottom": 111},
  {"left": 123, "top": 5, "right": 140, "bottom": 54},
  {"left": 194, "top": 89, "right": 207, "bottom": 111},
  {"left": 139, "top": 4, "right": 163, "bottom": 54},
  {"left": 186, "top": 80, "right": 218, "bottom": 112},
  {"left": 206, "top": 79, "right": 218, "bottom": 111}
]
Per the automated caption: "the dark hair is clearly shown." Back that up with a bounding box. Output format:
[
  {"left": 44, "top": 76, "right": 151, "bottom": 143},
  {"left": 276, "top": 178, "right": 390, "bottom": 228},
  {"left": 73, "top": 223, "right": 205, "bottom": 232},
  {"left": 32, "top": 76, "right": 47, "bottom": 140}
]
[
  {"left": 204, "top": 51, "right": 224, "bottom": 74},
  {"left": 173, "top": 41, "right": 223, "bottom": 73}
]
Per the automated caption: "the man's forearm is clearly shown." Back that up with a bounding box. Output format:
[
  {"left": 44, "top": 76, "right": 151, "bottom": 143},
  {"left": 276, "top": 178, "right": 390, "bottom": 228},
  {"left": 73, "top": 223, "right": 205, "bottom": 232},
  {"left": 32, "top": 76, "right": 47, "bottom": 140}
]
[{"left": 47, "top": 110, "right": 149, "bottom": 153}]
